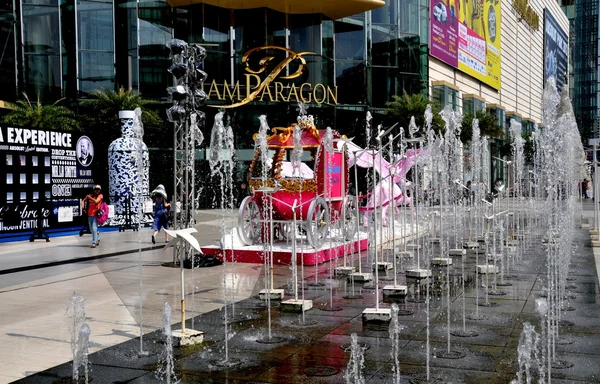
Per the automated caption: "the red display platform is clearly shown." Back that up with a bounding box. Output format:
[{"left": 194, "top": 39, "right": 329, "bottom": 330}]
[{"left": 201, "top": 237, "right": 368, "bottom": 266}]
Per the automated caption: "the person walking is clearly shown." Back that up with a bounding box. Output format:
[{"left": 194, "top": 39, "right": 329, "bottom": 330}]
[
  {"left": 151, "top": 184, "right": 171, "bottom": 244},
  {"left": 83, "top": 184, "right": 103, "bottom": 248}
]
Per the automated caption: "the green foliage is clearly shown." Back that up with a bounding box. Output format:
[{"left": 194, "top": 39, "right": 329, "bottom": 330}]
[
  {"left": 81, "top": 87, "right": 162, "bottom": 135},
  {"left": 385, "top": 92, "right": 445, "bottom": 135},
  {"left": 2, "top": 93, "right": 81, "bottom": 131},
  {"left": 460, "top": 109, "right": 504, "bottom": 143}
]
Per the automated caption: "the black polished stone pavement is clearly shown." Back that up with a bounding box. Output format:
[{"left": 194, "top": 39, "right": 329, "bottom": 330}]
[{"left": 13, "top": 226, "right": 600, "bottom": 383}]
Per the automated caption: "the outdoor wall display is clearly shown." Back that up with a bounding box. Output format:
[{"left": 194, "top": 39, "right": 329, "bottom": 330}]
[
  {"left": 543, "top": 9, "right": 568, "bottom": 93},
  {"left": 429, "top": 0, "right": 501, "bottom": 90},
  {"left": 0, "top": 125, "right": 95, "bottom": 233},
  {"left": 205, "top": 46, "right": 338, "bottom": 108}
]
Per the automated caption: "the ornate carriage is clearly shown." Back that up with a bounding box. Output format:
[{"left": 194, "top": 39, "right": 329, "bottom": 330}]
[{"left": 237, "top": 119, "right": 357, "bottom": 248}]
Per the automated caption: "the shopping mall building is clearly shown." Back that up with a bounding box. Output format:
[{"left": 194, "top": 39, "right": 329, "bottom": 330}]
[{"left": 0, "top": 0, "right": 569, "bottom": 148}]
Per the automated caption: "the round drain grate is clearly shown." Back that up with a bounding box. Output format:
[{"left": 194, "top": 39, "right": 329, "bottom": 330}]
[
  {"left": 396, "top": 309, "right": 415, "bottom": 316},
  {"left": 291, "top": 319, "right": 319, "bottom": 327},
  {"left": 340, "top": 342, "right": 370, "bottom": 352},
  {"left": 256, "top": 336, "right": 286, "bottom": 344},
  {"left": 566, "top": 284, "right": 577, "bottom": 289},
  {"left": 566, "top": 277, "right": 577, "bottom": 281},
  {"left": 552, "top": 360, "right": 574, "bottom": 369},
  {"left": 557, "top": 337, "right": 574, "bottom": 345},
  {"left": 320, "top": 306, "right": 344, "bottom": 312},
  {"left": 451, "top": 330, "right": 479, "bottom": 338},
  {"left": 559, "top": 320, "right": 574, "bottom": 327},
  {"left": 343, "top": 294, "right": 363, "bottom": 299},
  {"left": 410, "top": 376, "right": 444, "bottom": 384},
  {"left": 466, "top": 314, "right": 488, "bottom": 321},
  {"left": 478, "top": 301, "right": 500, "bottom": 307},
  {"left": 434, "top": 350, "right": 466, "bottom": 359},
  {"left": 496, "top": 282, "right": 513, "bottom": 287},
  {"left": 561, "top": 306, "right": 576, "bottom": 312},
  {"left": 304, "top": 366, "right": 339, "bottom": 377},
  {"left": 488, "top": 290, "right": 507, "bottom": 296},
  {"left": 211, "top": 358, "right": 242, "bottom": 368}
]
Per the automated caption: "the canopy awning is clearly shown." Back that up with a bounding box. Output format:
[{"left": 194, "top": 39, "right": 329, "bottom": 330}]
[{"left": 165, "top": 0, "right": 385, "bottom": 19}]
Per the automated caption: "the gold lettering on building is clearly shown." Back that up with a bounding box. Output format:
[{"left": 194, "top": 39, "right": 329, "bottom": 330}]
[
  {"left": 207, "top": 46, "right": 337, "bottom": 108},
  {"left": 513, "top": 0, "right": 539, "bottom": 30}
]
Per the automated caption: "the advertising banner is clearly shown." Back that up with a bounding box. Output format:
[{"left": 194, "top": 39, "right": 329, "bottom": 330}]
[
  {"left": 430, "top": 0, "right": 501, "bottom": 90},
  {"left": 0, "top": 126, "right": 96, "bottom": 233},
  {"left": 544, "top": 9, "right": 568, "bottom": 93}
]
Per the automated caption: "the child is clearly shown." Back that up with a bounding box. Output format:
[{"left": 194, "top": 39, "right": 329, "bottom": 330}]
[{"left": 151, "top": 184, "right": 171, "bottom": 244}]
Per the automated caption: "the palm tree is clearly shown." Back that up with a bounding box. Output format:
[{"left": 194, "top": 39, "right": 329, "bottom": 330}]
[
  {"left": 2, "top": 93, "right": 81, "bottom": 131},
  {"left": 81, "top": 87, "right": 162, "bottom": 137},
  {"left": 460, "top": 109, "right": 504, "bottom": 143},
  {"left": 385, "top": 91, "right": 445, "bottom": 135}
]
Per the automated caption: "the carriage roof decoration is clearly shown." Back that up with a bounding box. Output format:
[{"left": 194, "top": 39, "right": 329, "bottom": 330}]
[{"left": 237, "top": 113, "right": 427, "bottom": 249}]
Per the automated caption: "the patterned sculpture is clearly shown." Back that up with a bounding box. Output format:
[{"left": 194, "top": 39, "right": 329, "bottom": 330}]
[{"left": 106, "top": 109, "right": 151, "bottom": 227}]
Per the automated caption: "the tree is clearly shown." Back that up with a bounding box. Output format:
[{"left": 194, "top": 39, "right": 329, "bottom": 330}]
[
  {"left": 2, "top": 93, "right": 80, "bottom": 131},
  {"left": 81, "top": 87, "right": 162, "bottom": 137},
  {"left": 385, "top": 91, "right": 445, "bottom": 136},
  {"left": 460, "top": 109, "right": 504, "bottom": 143}
]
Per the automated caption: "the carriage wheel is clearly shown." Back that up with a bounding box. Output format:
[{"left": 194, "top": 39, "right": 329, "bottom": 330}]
[
  {"left": 237, "top": 196, "right": 261, "bottom": 245},
  {"left": 307, "top": 197, "right": 329, "bottom": 248},
  {"left": 341, "top": 196, "right": 358, "bottom": 241}
]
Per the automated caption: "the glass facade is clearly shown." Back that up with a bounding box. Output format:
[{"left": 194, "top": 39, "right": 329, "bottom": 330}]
[
  {"left": 562, "top": 0, "right": 598, "bottom": 138},
  {"left": 2, "top": 1, "right": 427, "bottom": 138}
]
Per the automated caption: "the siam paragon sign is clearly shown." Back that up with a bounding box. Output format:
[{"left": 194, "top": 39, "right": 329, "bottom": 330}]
[{"left": 206, "top": 46, "right": 338, "bottom": 108}]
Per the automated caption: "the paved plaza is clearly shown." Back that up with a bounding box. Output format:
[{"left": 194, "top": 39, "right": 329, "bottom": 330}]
[{"left": 0, "top": 203, "right": 598, "bottom": 383}]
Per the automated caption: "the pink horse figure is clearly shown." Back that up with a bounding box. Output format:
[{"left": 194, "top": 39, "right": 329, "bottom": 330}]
[{"left": 344, "top": 141, "right": 427, "bottom": 226}]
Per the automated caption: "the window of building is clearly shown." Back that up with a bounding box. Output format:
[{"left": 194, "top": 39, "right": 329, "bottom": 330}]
[
  {"left": 45, "top": 174, "right": 51, "bottom": 184},
  {"left": 44, "top": 156, "right": 50, "bottom": 166},
  {"left": 6, "top": 173, "right": 13, "bottom": 184},
  {"left": 45, "top": 191, "right": 51, "bottom": 199},
  {"left": 20, "top": 192, "right": 26, "bottom": 201},
  {"left": 463, "top": 94, "right": 486, "bottom": 114},
  {"left": 487, "top": 104, "right": 505, "bottom": 131},
  {"left": 7, "top": 192, "right": 13, "bottom": 202},
  {"left": 431, "top": 81, "right": 459, "bottom": 111},
  {"left": 33, "top": 174, "right": 39, "bottom": 184},
  {"left": 19, "top": 155, "right": 26, "bottom": 166},
  {"left": 6, "top": 154, "right": 12, "bottom": 166},
  {"left": 32, "top": 156, "right": 38, "bottom": 166},
  {"left": 20, "top": 173, "right": 26, "bottom": 184},
  {"left": 33, "top": 191, "right": 39, "bottom": 200}
]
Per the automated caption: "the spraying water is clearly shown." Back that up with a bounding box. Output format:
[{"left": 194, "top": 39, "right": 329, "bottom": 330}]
[
  {"left": 157, "top": 302, "right": 177, "bottom": 384},
  {"left": 389, "top": 304, "right": 402, "bottom": 384},
  {"left": 67, "top": 292, "right": 86, "bottom": 382},
  {"left": 344, "top": 333, "right": 366, "bottom": 384}
]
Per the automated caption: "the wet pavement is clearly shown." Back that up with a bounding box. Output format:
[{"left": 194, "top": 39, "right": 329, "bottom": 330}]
[{"left": 10, "top": 213, "right": 600, "bottom": 384}]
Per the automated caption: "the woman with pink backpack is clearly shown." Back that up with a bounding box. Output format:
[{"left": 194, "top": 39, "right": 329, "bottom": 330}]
[{"left": 83, "top": 184, "right": 104, "bottom": 248}]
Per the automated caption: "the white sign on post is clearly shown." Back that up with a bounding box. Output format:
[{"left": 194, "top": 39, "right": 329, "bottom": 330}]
[
  {"left": 144, "top": 200, "right": 153, "bottom": 213},
  {"left": 58, "top": 206, "right": 73, "bottom": 223},
  {"left": 107, "top": 204, "right": 115, "bottom": 218}
]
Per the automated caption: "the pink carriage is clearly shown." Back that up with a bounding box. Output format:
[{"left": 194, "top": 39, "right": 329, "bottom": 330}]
[{"left": 237, "top": 121, "right": 357, "bottom": 248}]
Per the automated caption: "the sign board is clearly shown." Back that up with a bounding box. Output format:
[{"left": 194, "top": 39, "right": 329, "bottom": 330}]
[
  {"left": 0, "top": 125, "right": 95, "bottom": 233},
  {"left": 429, "top": 0, "right": 501, "bottom": 90},
  {"left": 543, "top": 9, "right": 568, "bottom": 92},
  {"left": 57, "top": 206, "right": 74, "bottom": 223}
]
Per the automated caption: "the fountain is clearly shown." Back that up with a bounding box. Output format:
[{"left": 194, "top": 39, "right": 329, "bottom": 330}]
[{"left": 67, "top": 292, "right": 87, "bottom": 383}]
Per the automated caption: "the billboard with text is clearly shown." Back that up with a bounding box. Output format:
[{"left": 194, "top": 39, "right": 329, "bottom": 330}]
[
  {"left": 544, "top": 9, "right": 568, "bottom": 93},
  {"left": 430, "top": 0, "right": 501, "bottom": 90}
]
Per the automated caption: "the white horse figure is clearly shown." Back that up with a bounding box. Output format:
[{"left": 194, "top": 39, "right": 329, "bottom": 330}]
[{"left": 343, "top": 140, "right": 426, "bottom": 226}]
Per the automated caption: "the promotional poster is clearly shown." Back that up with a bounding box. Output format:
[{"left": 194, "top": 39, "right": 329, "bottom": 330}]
[
  {"left": 0, "top": 125, "right": 96, "bottom": 233},
  {"left": 429, "top": 0, "right": 501, "bottom": 90},
  {"left": 544, "top": 9, "right": 568, "bottom": 93}
]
